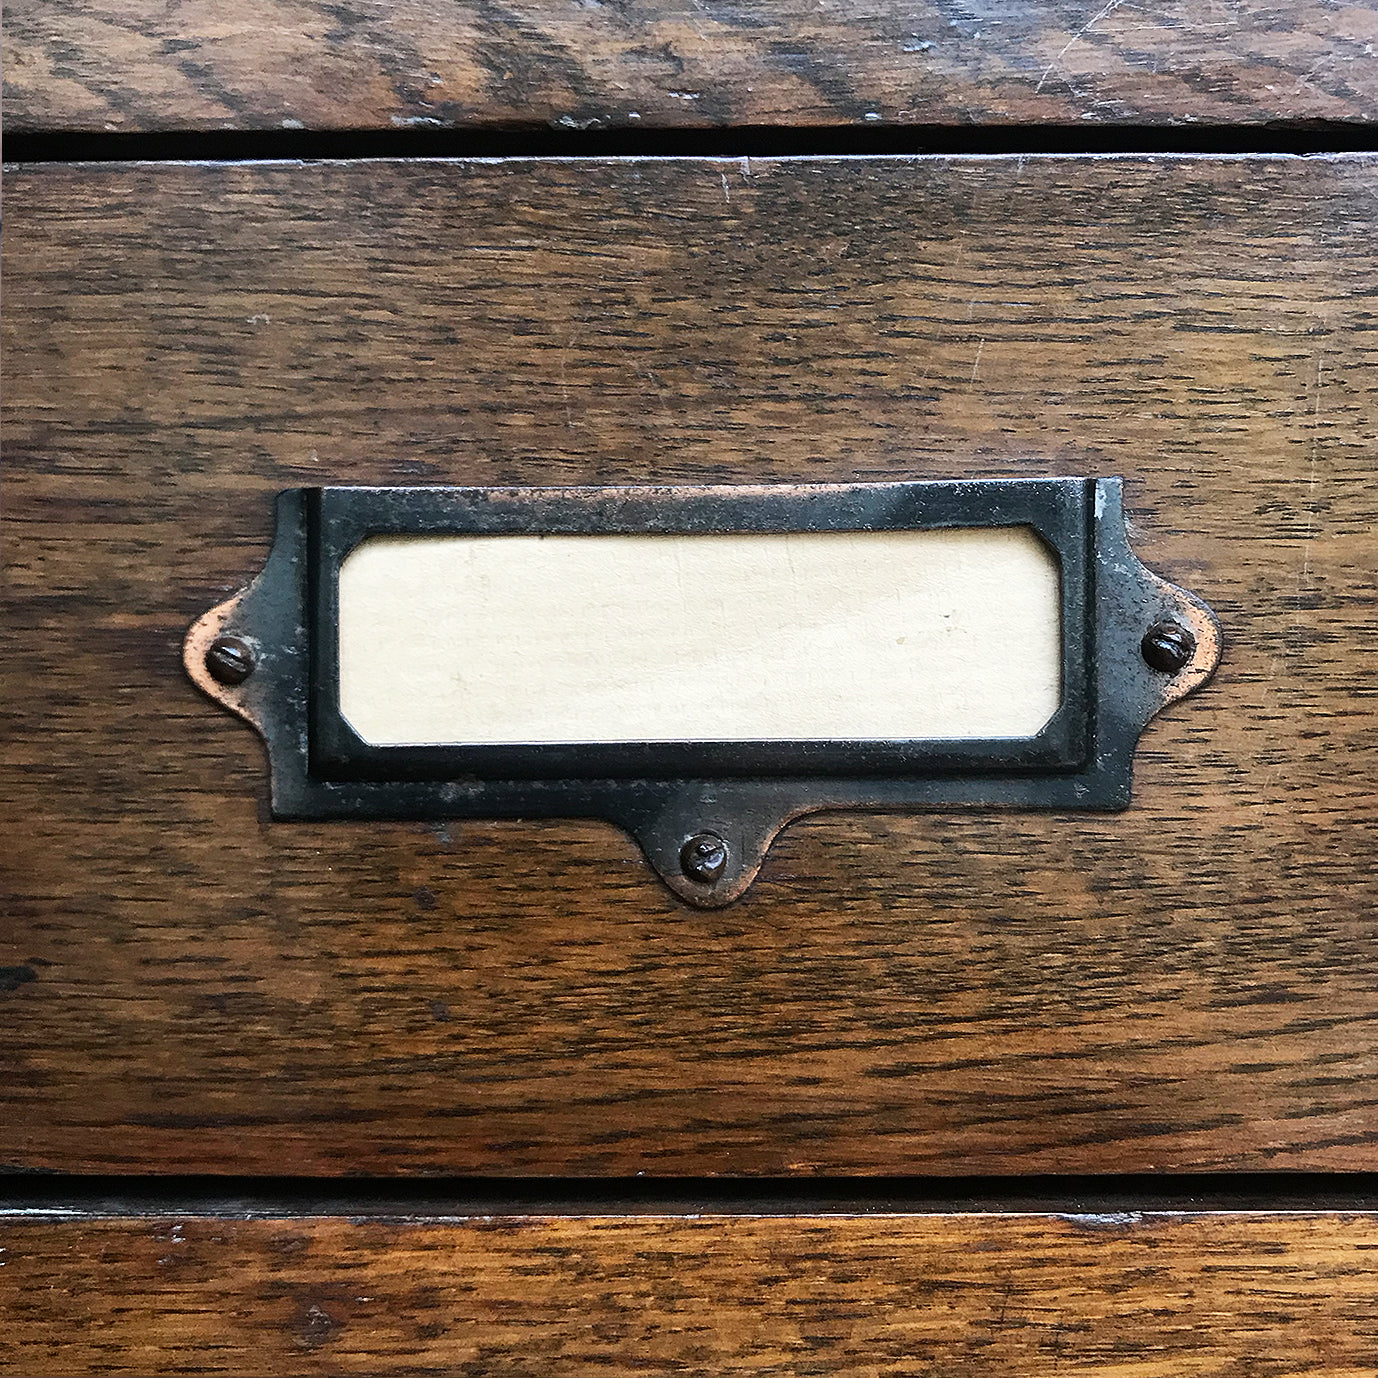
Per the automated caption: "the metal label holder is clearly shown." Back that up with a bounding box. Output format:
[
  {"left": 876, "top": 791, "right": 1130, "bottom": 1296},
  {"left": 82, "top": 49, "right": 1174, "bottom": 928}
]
[{"left": 186, "top": 478, "right": 1221, "bottom": 906}]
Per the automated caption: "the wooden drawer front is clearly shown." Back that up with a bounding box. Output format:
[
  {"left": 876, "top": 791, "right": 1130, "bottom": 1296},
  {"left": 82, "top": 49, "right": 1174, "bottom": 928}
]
[
  {"left": 4, "top": 154, "right": 1377, "bottom": 1176},
  {"left": 6, "top": 0, "right": 1377, "bottom": 132},
  {"left": 4, "top": 1210, "right": 1377, "bottom": 1375}
]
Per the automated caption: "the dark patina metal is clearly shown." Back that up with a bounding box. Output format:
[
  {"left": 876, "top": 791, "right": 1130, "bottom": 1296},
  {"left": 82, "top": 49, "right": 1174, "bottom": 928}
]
[{"left": 184, "top": 478, "right": 1222, "bottom": 907}]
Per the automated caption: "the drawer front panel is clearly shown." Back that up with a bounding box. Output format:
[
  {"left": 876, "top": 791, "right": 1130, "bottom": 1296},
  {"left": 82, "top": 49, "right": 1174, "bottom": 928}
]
[
  {"left": 4, "top": 1210, "right": 1377, "bottom": 1375},
  {"left": 4, "top": 155, "right": 1377, "bottom": 1175},
  {"left": 6, "top": 0, "right": 1377, "bottom": 133}
]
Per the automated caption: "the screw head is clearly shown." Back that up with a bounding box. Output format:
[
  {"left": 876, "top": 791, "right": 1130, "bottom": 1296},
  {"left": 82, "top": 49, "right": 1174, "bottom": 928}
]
[
  {"left": 1140, "top": 622, "right": 1196, "bottom": 674},
  {"left": 680, "top": 832, "right": 729, "bottom": 884},
  {"left": 206, "top": 635, "right": 256, "bottom": 686}
]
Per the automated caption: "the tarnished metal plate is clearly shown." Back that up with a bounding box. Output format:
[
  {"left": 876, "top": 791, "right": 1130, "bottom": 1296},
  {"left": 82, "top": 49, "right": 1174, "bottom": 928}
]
[{"left": 185, "top": 479, "right": 1220, "bottom": 906}]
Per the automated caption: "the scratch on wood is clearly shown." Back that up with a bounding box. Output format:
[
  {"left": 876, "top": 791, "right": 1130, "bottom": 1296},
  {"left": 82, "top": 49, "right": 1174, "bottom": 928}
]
[{"left": 1035, "top": 0, "right": 1130, "bottom": 93}]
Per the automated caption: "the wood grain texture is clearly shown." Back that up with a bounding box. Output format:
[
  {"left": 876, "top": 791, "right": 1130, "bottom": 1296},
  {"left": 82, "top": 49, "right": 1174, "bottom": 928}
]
[
  {"left": 7, "top": 0, "right": 1378, "bottom": 134},
  {"left": 4, "top": 1211, "right": 1378, "bottom": 1375},
  {"left": 4, "top": 155, "right": 1378, "bottom": 1176}
]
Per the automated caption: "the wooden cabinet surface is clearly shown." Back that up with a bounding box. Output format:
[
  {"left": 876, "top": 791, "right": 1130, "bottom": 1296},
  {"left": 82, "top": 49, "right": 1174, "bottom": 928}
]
[
  {"left": 5, "top": 1208, "right": 1377, "bottom": 1376},
  {"left": 7, "top": 153, "right": 1378, "bottom": 1178},
  {"left": 4, "top": 5, "right": 1377, "bottom": 1372},
  {"left": 7, "top": 0, "right": 1378, "bottom": 132}
]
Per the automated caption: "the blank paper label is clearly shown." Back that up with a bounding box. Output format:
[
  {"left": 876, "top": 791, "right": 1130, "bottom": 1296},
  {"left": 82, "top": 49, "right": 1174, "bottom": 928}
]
[{"left": 337, "top": 528, "right": 1061, "bottom": 746}]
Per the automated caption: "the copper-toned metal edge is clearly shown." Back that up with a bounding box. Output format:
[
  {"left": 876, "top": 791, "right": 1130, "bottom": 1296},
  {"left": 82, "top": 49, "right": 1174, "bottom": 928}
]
[
  {"left": 1144, "top": 572, "right": 1225, "bottom": 717},
  {"left": 182, "top": 590, "right": 264, "bottom": 734}
]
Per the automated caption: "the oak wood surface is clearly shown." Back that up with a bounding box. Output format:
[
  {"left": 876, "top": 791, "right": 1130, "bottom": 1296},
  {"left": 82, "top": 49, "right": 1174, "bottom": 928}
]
[
  {"left": 7, "top": 0, "right": 1378, "bottom": 134},
  {"left": 4, "top": 1210, "right": 1377, "bottom": 1375},
  {"left": 4, "top": 155, "right": 1378, "bottom": 1176}
]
